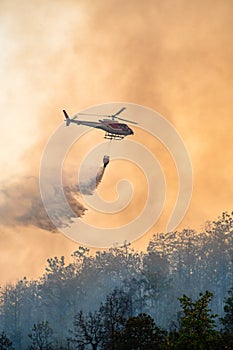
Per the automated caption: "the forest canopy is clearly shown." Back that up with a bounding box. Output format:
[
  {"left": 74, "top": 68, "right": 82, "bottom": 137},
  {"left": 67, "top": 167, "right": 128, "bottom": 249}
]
[{"left": 0, "top": 211, "right": 232, "bottom": 349}]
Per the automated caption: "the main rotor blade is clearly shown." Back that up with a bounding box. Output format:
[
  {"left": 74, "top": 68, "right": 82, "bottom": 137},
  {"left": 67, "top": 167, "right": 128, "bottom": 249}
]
[
  {"left": 77, "top": 112, "right": 109, "bottom": 117},
  {"left": 75, "top": 107, "right": 126, "bottom": 118},
  {"left": 112, "top": 107, "right": 126, "bottom": 117},
  {"left": 116, "top": 116, "right": 138, "bottom": 125}
]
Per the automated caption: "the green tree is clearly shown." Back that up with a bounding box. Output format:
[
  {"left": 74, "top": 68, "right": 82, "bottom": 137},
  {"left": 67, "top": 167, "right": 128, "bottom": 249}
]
[
  {"left": 28, "top": 321, "right": 53, "bottom": 350},
  {"left": 174, "top": 291, "right": 218, "bottom": 350},
  {"left": 116, "top": 313, "right": 167, "bottom": 350},
  {"left": 218, "top": 287, "right": 233, "bottom": 349},
  {"left": 220, "top": 287, "right": 233, "bottom": 334}
]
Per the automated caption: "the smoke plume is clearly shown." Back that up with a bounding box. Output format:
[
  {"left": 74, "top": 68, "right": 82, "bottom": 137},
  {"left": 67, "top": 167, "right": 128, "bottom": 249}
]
[
  {"left": 0, "top": 176, "right": 87, "bottom": 231},
  {"left": 0, "top": 0, "right": 232, "bottom": 283}
]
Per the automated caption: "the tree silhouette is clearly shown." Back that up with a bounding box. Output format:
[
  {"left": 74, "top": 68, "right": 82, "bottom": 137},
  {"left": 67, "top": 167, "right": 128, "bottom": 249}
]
[
  {"left": 70, "top": 310, "right": 106, "bottom": 350},
  {"left": 0, "top": 213, "right": 232, "bottom": 349},
  {"left": 217, "top": 287, "right": 233, "bottom": 349},
  {"left": 100, "top": 288, "right": 131, "bottom": 350},
  {"left": 28, "top": 321, "right": 53, "bottom": 350},
  {"left": 220, "top": 287, "right": 233, "bottom": 334},
  {"left": 0, "top": 332, "right": 14, "bottom": 350},
  {"left": 116, "top": 313, "right": 167, "bottom": 350}
]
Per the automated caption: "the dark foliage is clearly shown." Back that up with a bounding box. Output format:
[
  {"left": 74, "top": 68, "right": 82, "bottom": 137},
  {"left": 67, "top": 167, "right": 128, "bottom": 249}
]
[
  {"left": 220, "top": 287, "right": 233, "bottom": 334},
  {"left": 0, "top": 332, "right": 14, "bottom": 350},
  {"left": 115, "top": 313, "right": 167, "bottom": 350},
  {"left": 28, "top": 321, "right": 53, "bottom": 350},
  {"left": 173, "top": 291, "right": 218, "bottom": 349},
  {"left": 0, "top": 212, "right": 232, "bottom": 349}
]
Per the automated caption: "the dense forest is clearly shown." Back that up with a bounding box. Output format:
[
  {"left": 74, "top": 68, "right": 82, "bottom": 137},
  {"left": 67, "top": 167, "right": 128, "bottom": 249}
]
[{"left": 0, "top": 211, "right": 232, "bottom": 349}]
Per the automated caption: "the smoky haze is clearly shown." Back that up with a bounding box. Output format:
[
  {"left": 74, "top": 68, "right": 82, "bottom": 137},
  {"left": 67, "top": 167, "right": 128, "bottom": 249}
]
[
  {"left": 0, "top": 0, "right": 233, "bottom": 283},
  {"left": 0, "top": 176, "right": 86, "bottom": 231}
]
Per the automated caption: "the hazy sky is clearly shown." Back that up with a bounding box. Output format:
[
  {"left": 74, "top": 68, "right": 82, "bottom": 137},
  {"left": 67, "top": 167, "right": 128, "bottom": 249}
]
[{"left": 0, "top": 0, "right": 232, "bottom": 285}]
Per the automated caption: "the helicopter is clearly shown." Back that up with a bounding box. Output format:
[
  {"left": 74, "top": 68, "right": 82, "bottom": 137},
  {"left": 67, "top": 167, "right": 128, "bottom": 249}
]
[{"left": 63, "top": 107, "right": 137, "bottom": 140}]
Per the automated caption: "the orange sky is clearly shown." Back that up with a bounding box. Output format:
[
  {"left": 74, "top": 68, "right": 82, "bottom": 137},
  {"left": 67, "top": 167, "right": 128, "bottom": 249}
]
[{"left": 0, "top": 0, "right": 232, "bottom": 285}]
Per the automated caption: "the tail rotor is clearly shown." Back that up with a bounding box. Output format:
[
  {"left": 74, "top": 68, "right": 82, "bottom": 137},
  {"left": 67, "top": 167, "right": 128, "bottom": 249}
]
[{"left": 63, "top": 110, "right": 71, "bottom": 126}]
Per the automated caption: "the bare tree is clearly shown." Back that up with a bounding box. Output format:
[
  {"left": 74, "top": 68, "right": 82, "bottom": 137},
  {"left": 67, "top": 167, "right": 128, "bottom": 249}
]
[
  {"left": 70, "top": 310, "right": 106, "bottom": 350},
  {"left": 28, "top": 321, "right": 53, "bottom": 350}
]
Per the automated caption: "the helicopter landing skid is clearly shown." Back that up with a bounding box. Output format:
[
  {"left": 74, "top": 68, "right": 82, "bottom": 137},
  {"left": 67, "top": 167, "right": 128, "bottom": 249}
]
[{"left": 104, "top": 132, "right": 125, "bottom": 140}]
